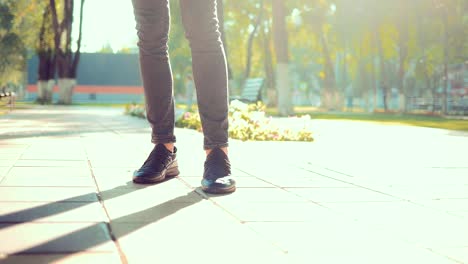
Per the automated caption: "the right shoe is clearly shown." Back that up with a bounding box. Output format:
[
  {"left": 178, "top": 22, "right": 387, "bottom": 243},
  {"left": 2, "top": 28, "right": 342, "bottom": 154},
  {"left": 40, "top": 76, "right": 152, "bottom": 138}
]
[
  {"left": 201, "top": 148, "right": 236, "bottom": 194},
  {"left": 133, "top": 144, "right": 179, "bottom": 184}
]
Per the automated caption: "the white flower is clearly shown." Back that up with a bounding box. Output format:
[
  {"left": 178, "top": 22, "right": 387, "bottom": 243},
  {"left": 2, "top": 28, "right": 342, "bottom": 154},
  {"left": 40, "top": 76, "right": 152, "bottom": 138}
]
[{"left": 230, "top": 100, "right": 249, "bottom": 112}]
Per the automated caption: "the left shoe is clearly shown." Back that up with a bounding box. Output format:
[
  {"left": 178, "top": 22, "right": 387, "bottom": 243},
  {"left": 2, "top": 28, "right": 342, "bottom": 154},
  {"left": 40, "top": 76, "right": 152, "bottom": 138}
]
[
  {"left": 132, "top": 144, "right": 179, "bottom": 184},
  {"left": 201, "top": 148, "right": 236, "bottom": 194}
]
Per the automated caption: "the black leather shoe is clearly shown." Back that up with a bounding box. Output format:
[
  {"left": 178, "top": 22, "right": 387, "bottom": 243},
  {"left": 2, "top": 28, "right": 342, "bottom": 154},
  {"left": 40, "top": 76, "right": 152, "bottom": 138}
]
[
  {"left": 133, "top": 144, "right": 179, "bottom": 184},
  {"left": 201, "top": 148, "right": 236, "bottom": 194}
]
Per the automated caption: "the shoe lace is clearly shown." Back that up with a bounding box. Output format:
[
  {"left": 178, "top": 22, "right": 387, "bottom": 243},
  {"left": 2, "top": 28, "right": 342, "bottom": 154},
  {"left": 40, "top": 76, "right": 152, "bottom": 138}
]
[
  {"left": 205, "top": 153, "right": 231, "bottom": 178},
  {"left": 143, "top": 146, "right": 170, "bottom": 167}
]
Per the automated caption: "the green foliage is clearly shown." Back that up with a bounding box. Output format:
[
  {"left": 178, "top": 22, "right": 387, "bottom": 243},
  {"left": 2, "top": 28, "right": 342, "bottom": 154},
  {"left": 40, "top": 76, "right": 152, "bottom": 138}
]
[
  {"left": 124, "top": 103, "right": 146, "bottom": 118},
  {"left": 98, "top": 43, "right": 114, "bottom": 54},
  {"left": 0, "top": 0, "right": 44, "bottom": 86},
  {"left": 175, "top": 111, "right": 202, "bottom": 131},
  {"left": 3, "top": 0, "right": 467, "bottom": 113}
]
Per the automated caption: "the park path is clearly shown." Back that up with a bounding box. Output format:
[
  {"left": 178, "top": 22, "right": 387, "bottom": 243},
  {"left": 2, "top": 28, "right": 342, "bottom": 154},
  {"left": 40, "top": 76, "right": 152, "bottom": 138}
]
[{"left": 0, "top": 105, "right": 467, "bottom": 264}]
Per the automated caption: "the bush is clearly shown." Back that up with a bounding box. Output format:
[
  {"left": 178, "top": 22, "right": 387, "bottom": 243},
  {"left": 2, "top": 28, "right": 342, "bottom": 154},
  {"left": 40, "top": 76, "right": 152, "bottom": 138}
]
[
  {"left": 177, "top": 100, "right": 313, "bottom": 142},
  {"left": 125, "top": 103, "right": 146, "bottom": 118},
  {"left": 126, "top": 100, "right": 314, "bottom": 142}
]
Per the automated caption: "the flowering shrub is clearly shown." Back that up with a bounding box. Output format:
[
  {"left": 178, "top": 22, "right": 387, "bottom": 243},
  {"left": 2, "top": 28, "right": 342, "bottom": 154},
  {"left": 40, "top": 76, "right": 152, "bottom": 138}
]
[
  {"left": 177, "top": 100, "right": 314, "bottom": 142},
  {"left": 125, "top": 103, "right": 146, "bottom": 118},
  {"left": 126, "top": 101, "right": 313, "bottom": 142},
  {"left": 175, "top": 111, "right": 202, "bottom": 130}
]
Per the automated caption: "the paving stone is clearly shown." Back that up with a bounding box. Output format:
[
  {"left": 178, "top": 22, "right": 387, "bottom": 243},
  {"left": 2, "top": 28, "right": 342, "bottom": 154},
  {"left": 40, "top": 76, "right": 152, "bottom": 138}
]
[
  {"left": 180, "top": 176, "right": 276, "bottom": 188},
  {"left": 432, "top": 247, "right": 468, "bottom": 264},
  {"left": 0, "top": 174, "right": 95, "bottom": 187},
  {"left": 248, "top": 222, "right": 456, "bottom": 264},
  {"left": 0, "top": 187, "right": 98, "bottom": 202},
  {"left": 111, "top": 205, "right": 288, "bottom": 264},
  {"left": 449, "top": 211, "right": 468, "bottom": 218},
  {"left": 95, "top": 176, "right": 186, "bottom": 192},
  {"left": 20, "top": 153, "right": 86, "bottom": 160},
  {"left": 2, "top": 106, "right": 468, "bottom": 264},
  {"left": 102, "top": 189, "right": 205, "bottom": 221},
  {"left": 90, "top": 167, "right": 134, "bottom": 178},
  {"left": 0, "top": 167, "right": 9, "bottom": 177},
  {"left": 414, "top": 199, "right": 468, "bottom": 212},
  {"left": 256, "top": 174, "right": 355, "bottom": 188},
  {"left": 26, "top": 142, "right": 84, "bottom": 153},
  {"left": 0, "top": 154, "right": 20, "bottom": 160},
  {"left": 323, "top": 201, "right": 468, "bottom": 247},
  {"left": 380, "top": 185, "right": 468, "bottom": 200},
  {"left": 0, "top": 223, "right": 115, "bottom": 254},
  {"left": 13, "top": 160, "right": 88, "bottom": 167},
  {"left": 0, "top": 145, "right": 28, "bottom": 154},
  {"left": 0, "top": 252, "right": 122, "bottom": 264},
  {"left": 217, "top": 202, "right": 330, "bottom": 222},
  {"left": 0, "top": 160, "right": 14, "bottom": 167},
  {"left": 206, "top": 188, "right": 307, "bottom": 203},
  {"left": 0, "top": 202, "right": 107, "bottom": 222},
  {"left": 239, "top": 164, "right": 322, "bottom": 179},
  {"left": 286, "top": 187, "right": 399, "bottom": 202},
  {"left": 89, "top": 159, "right": 142, "bottom": 168},
  {"left": 6, "top": 166, "right": 91, "bottom": 178}
]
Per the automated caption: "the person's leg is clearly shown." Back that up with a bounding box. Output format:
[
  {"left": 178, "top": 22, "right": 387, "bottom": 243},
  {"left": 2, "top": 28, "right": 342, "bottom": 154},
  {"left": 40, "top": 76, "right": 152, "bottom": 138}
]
[
  {"left": 132, "top": 0, "right": 175, "bottom": 149},
  {"left": 132, "top": 0, "right": 178, "bottom": 183},
  {"left": 179, "top": 0, "right": 229, "bottom": 152},
  {"left": 180, "top": 0, "right": 235, "bottom": 194}
]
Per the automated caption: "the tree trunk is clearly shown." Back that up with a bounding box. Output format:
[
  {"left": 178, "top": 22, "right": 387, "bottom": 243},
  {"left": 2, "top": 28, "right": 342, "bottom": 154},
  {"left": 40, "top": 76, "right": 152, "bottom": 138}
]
[
  {"left": 37, "top": 80, "right": 46, "bottom": 103},
  {"left": 442, "top": 11, "right": 449, "bottom": 115},
  {"left": 37, "top": 79, "right": 55, "bottom": 104},
  {"left": 216, "top": 0, "right": 233, "bottom": 81},
  {"left": 57, "top": 78, "right": 75, "bottom": 105},
  {"left": 262, "top": 7, "right": 276, "bottom": 107},
  {"left": 375, "top": 29, "right": 388, "bottom": 112},
  {"left": 50, "top": 0, "right": 85, "bottom": 105},
  {"left": 37, "top": 52, "right": 55, "bottom": 104},
  {"left": 244, "top": 2, "right": 263, "bottom": 81},
  {"left": 216, "top": 0, "right": 235, "bottom": 96},
  {"left": 317, "top": 24, "right": 340, "bottom": 111},
  {"left": 272, "top": 0, "right": 293, "bottom": 116},
  {"left": 37, "top": 5, "right": 55, "bottom": 104},
  {"left": 397, "top": 23, "right": 408, "bottom": 112},
  {"left": 370, "top": 60, "right": 377, "bottom": 113}
]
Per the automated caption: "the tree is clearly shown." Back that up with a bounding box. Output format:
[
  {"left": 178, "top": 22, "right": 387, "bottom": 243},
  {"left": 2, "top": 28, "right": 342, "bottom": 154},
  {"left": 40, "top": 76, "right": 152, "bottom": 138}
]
[
  {"left": 216, "top": 0, "right": 234, "bottom": 82},
  {"left": 309, "top": 1, "right": 340, "bottom": 110},
  {"left": 394, "top": 3, "right": 410, "bottom": 111},
  {"left": 261, "top": 1, "right": 276, "bottom": 106},
  {"left": 243, "top": 0, "right": 263, "bottom": 82},
  {"left": 98, "top": 43, "right": 114, "bottom": 54},
  {"left": 36, "top": 4, "right": 55, "bottom": 104},
  {"left": 0, "top": 3, "right": 18, "bottom": 82},
  {"left": 272, "top": 0, "right": 293, "bottom": 116},
  {"left": 49, "top": 0, "right": 85, "bottom": 105},
  {"left": 0, "top": 2, "right": 26, "bottom": 88}
]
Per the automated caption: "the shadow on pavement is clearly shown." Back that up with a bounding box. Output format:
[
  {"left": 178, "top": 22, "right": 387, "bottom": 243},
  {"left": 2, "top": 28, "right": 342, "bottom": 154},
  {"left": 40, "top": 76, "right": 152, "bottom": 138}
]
[{"left": 0, "top": 179, "right": 205, "bottom": 263}]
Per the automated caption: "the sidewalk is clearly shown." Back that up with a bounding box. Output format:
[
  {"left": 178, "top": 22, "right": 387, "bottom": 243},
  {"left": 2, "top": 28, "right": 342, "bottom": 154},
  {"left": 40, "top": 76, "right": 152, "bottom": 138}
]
[{"left": 0, "top": 106, "right": 467, "bottom": 264}]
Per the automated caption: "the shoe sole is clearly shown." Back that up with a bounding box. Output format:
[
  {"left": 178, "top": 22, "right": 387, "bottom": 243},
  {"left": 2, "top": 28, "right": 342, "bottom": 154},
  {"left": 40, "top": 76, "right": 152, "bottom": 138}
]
[
  {"left": 202, "top": 185, "right": 236, "bottom": 194},
  {"left": 133, "top": 165, "right": 180, "bottom": 184}
]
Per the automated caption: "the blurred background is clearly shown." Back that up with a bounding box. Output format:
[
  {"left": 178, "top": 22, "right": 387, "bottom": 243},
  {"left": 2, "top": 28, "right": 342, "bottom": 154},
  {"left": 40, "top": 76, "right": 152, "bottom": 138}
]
[{"left": 0, "top": 0, "right": 467, "bottom": 116}]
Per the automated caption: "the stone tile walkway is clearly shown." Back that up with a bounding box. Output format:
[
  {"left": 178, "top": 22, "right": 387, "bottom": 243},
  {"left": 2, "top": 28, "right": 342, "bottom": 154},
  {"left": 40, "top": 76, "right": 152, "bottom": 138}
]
[{"left": 0, "top": 105, "right": 467, "bottom": 264}]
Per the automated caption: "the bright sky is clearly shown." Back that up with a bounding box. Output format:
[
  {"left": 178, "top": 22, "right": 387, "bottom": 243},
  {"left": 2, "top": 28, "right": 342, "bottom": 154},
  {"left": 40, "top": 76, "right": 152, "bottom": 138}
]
[{"left": 73, "top": 0, "right": 137, "bottom": 52}]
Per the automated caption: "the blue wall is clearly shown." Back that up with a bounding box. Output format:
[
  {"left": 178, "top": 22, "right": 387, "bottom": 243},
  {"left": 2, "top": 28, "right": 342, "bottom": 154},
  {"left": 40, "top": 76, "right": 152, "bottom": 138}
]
[{"left": 27, "top": 53, "right": 142, "bottom": 86}]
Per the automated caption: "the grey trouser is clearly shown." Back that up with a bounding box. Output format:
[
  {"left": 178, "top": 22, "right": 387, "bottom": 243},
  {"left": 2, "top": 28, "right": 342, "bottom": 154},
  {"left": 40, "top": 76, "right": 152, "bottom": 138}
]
[{"left": 132, "top": 0, "right": 229, "bottom": 150}]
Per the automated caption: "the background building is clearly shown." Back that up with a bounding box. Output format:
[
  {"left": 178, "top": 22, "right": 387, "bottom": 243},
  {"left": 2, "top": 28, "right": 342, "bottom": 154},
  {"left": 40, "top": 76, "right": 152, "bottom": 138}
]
[{"left": 26, "top": 53, "right": 144, "bottom": 104}]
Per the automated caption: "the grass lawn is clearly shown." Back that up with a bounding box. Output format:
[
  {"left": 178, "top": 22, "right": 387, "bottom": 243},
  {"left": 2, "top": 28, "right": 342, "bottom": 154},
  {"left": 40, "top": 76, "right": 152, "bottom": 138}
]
[
  {"left": 266, "top": 106, "right": 468, "bottom": 132},
  {"left": 3, "top": 102, "right": 467, "bottom": 132}
]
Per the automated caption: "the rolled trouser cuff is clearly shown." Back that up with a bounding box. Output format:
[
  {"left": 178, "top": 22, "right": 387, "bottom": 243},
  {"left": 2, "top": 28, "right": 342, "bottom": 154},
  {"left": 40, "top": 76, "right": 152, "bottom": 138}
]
[
  {"left": 151, "top": 134, "right": 176, "bottom": 144},
  {"left": 204, "top": 142, "right": 229, "bottom": 150}
]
